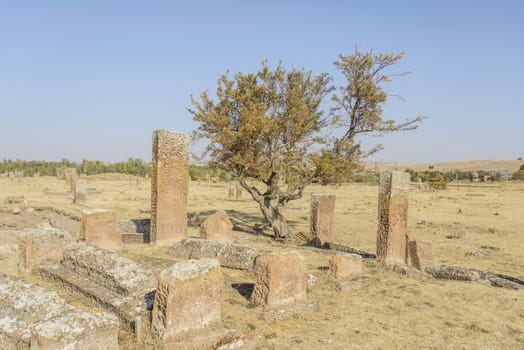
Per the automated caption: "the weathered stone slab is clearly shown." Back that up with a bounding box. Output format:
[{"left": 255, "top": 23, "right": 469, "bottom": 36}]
[
  {"left": 310, "top": 194, "right": 336, "bottom": 244},
  {"left": 61, "top": 242, "right": 156, "bottom": 296},
  {"left": 425, "top": 265, "right": 524, "bottom": 289},
  {"left": 251, "top": 252, "right": 308, "bottom": 309},
  {"left": 151, "top": 130, "right": 189, "bottom": 245},
  {"left": 79, "top": 209, "right": 122, "bottom": 251},
  {"left": 37, "top": 242, "right": 157, "bottom": 339},
  {"left": 64, "top": 168, "right": 77, "bottom": 192},
  {"left": 168, "top": 238, "right": 259, "bottom": 270},
  {"left": 200, "top": 210, "right": 234, "bottom": 243},
  {"left": 406, "top": 233, "right": 433, "bottom": 271},
  {"left": 0, "top": 273, "right": 119, "bottom": 350},
  {"left": 151, "top": 259, "right": 223, "bottom": 340},
  {"left": 329, "top": 253, "right": 362, "bottom": 280},
  {"left": 73, "top": 179, "right": 87, "bottom": 204},
  {"left": 17, "top": 226, "right": 73, "bottom": 275},
  {"left": 376, "top": 171, "right": 410, "bottom": 265}
]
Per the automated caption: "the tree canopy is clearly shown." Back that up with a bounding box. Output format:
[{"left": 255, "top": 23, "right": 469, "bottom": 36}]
[{"left": 190, "top": 50, "right": 424, "bottom": 238}]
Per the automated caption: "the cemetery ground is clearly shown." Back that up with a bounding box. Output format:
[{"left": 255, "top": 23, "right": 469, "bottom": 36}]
[{"left": 0, "top": 174, "right": 523, "bottom": 349}]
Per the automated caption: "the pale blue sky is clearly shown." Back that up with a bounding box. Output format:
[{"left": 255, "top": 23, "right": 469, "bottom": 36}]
[{"left": 1, "top": 1, "right": 523, "bottom": 163}]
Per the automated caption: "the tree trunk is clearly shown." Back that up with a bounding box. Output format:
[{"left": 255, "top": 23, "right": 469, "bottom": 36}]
[
  {"left": 257, "top": 198, "right": 289, "bottom": 239},
  {"left": 238, "top": 177, "right": 298, "bottom": 239}
]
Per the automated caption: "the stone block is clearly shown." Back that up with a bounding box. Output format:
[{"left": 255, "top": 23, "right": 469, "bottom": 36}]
[
  {"left": 151, "top": 259, "right": 223, "bottom": 339},
  {"left": 168, "top": 238, "right": 259, "bottom": 270},
  {"left": 0, "top": 273, "right": 119, "bottom": 350},
  {"left": 30, "top": 311, "right": 118, "bottom": 350},
  {"left": 18, "top": 226, "right": 72, "bottom": 275},
  {"left": 61, "top": 242, "right": 157, "bottom": 297},
  {"left": 74, "top": 179, "right": 87, "bottom": 204},
  {"left": 251, "top": 252, "right": 307, "bottom": 309},
  {"left": 310, "top": 194, "right": 336, "bottom": 244},
  {"left": 329, "top": 253, "right": 363, "bottom": 280},
  {"left": 200, "top": 210, "right": 234, "bottom": 242},
  {"left": 406, "top": 233, "right": 433, "bottom": 271},
  {"left": 376, "top": 171, "right": 410, "bottom": 265},
  {"left": 151, "top": 130, "right": 189, "bottom": 245},
  {"left": 79, "top": 209, "right": 122, "bottom": 251}
]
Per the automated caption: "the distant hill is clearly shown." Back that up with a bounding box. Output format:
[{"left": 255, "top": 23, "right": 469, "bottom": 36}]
[{"left": 365, "top": 160, "right": 522, "bottom": 173}]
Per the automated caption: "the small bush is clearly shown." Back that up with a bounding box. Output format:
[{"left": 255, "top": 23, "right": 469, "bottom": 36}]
[
  {"left": 429, "top": 173, "right": 447, "bottom": 190},
  {"left": 513, "top": 170, "right": 524, "bottom": 180}
]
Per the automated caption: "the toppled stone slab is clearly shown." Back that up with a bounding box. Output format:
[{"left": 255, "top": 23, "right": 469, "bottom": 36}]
[
  {"left": 38, "top": 242, "right": 157, "bottom": 338},
  {"left": 200, "top": 210, "right": 234, "bottom": 243},
  {"left": 0, "top": 273, "right": 118, "bottom": 350},
  {"left": 79, "top": 209, "right": 122, "bottom": 251},
  {"left": 317, "top": 241, "right": 376, "bottom": 259},
  {"left": 425, "top": 265, "right": 524, "bottom": 290},
  {"left": 152, "top": 259, "right": 223, "bottom": 341},
  {"left": 61, "top": 242, "right": 156, "bottom": 297},
  {"left": 18, "top": 226, "right": 73, "bottom": 275},
  {"left": 251, "top": 252, "right": 308, "bottom": 310},
  {"left": 168, "top": 238, "right": 259, "bottom": 270}
]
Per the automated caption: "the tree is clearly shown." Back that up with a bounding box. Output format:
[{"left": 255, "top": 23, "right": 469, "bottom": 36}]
[
  {"left": 190, "top": 62, "right": 332, "bottom": 238},
  {"left": 190, "top": 51, "right": 424, "bottom": 239},
  {"left": 313, "top": 50, "right": 425, "bottom": 183}
]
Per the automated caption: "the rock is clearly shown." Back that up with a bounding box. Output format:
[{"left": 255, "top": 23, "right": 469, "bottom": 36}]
[
  {"left": 11, "top": 207, "right": 21, "bottom": 215},
  {"left": 5, "top": 195, "right": 25, "bottom": 204},
  {"left": 168, "top": 238, "right": 259, "bottom": 270},
  {"left": 251, "top": 252, "right": 308, "bottom": 310},
  {"left": 329, "top": 253, "right": 363, "bottom": 280},
  {"left": 151, "top": 259, "right": 223, "bottom": 339},
  {"left": 200, "top": 210, "right": 234, "bottom": 243},
  {"left": 18, "top": 226, "right": 73, "bottom": 275}
]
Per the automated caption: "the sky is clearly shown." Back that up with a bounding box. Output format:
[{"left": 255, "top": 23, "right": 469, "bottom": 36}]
[{"left": 1, "top": 1, "right": 523, "bottom": 163}]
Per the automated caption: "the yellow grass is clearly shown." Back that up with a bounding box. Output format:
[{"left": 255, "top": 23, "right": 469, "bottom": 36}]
[{"left": 0, "top": 175, "right": 523, "bottom": 349}]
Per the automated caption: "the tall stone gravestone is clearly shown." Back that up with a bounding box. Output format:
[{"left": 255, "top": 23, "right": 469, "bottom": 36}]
[
  {"left": 310, "top": 194, "right": 336, "bottom": 244},
  {"left": 151, "top": 130, "right": 189, "bottom": 245},
  {"left": 376, "top": 171, "right": 410, "bottom": 265}
]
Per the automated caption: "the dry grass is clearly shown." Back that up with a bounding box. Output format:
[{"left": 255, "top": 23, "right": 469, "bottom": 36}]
[{"left": 1, "top": 175, "right": 523, "bottom": 349}]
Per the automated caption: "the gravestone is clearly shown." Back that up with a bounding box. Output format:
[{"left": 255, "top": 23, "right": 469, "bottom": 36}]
[
  {"left": 18, "top": 226, "right": 73, "bottom": 275},
  {"left": 151, "top": 259, "right": 223, "bottom": 339},
  {"left": 310, "top": 194, "right": 336, "bottom": 244},
  {"left": 329, "top": 253, "right": 362, "bottom": 280},
  {"left": 376, "top": 171, "right": 410, "bottom": 265},
  {"left": 150, "top": 130, "right": 189, "bottom": 245},
  {"left": 79, "top": 209, "right": 122, "bottom": 251},
  {"left": 200, "top": 210, "right": 234, "bottom": 243},
  {"left": 74, "top": 179, "right": 87, "bottom": 204},
  {"left": 251, "top": 252, "right": 307, "bottom": 309}
]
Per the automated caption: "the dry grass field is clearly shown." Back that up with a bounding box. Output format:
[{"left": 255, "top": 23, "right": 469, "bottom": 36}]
[{"left": 0, "top": 174, "right": 523, "bottom": 349}]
